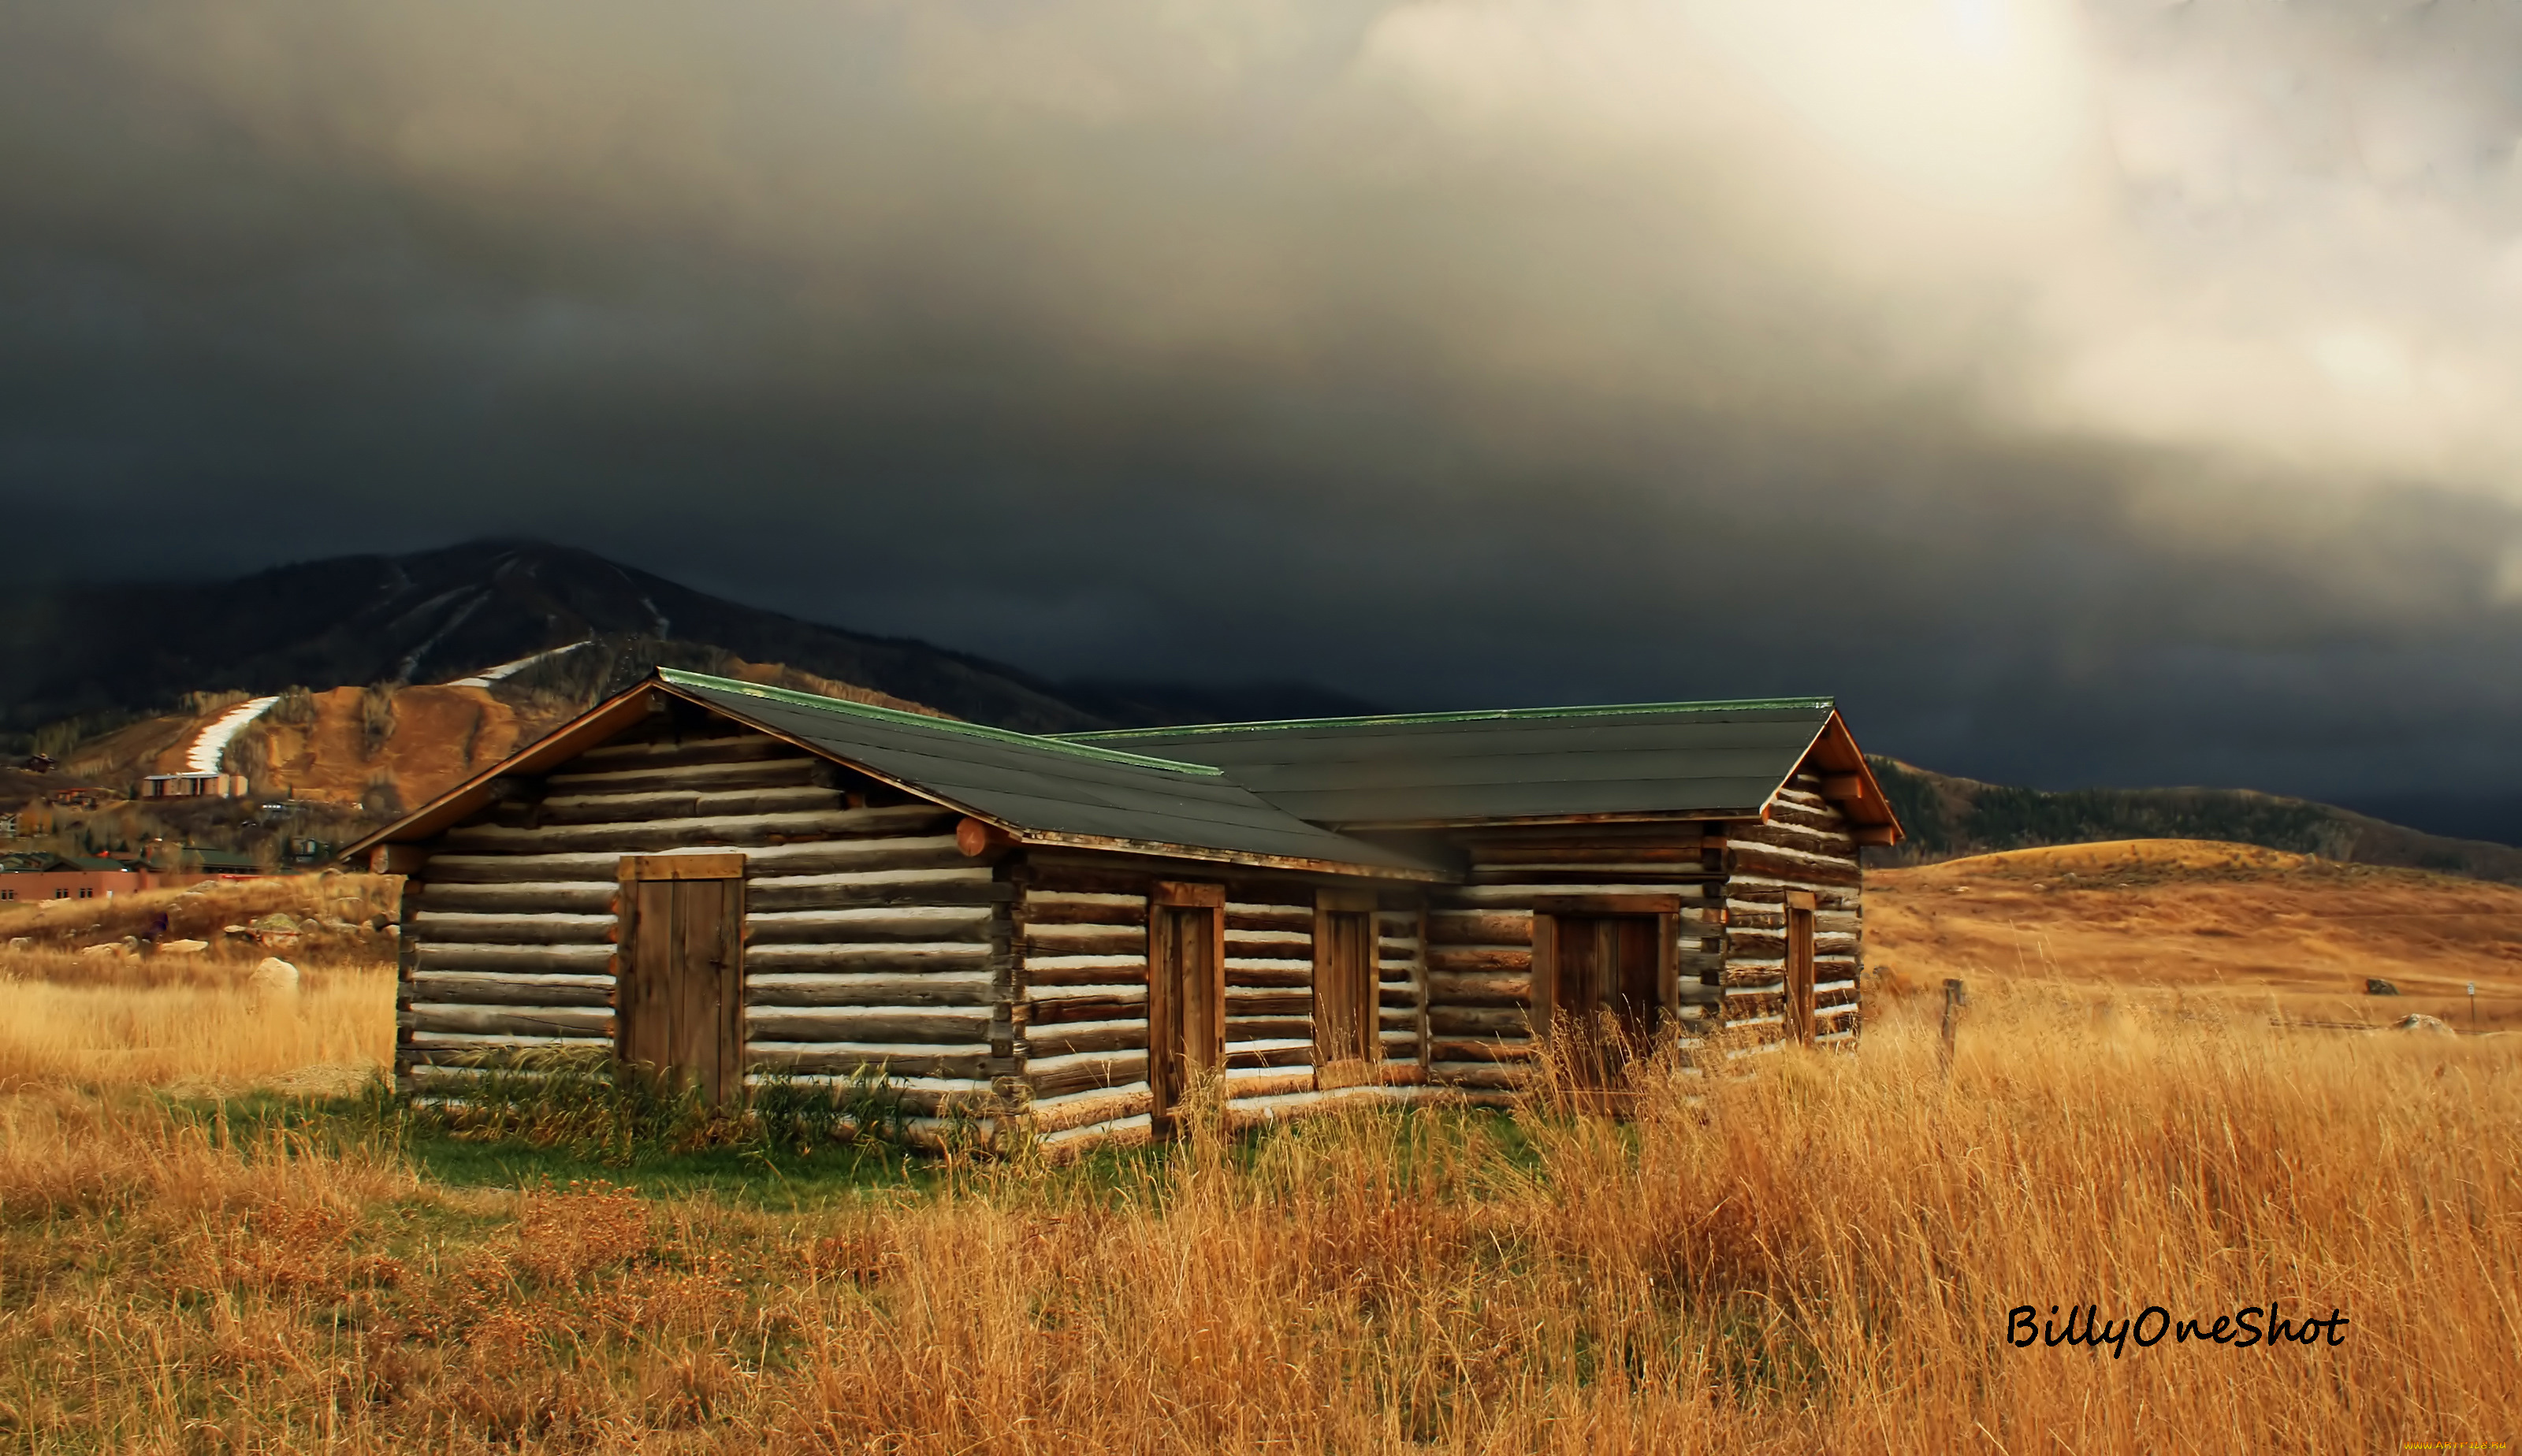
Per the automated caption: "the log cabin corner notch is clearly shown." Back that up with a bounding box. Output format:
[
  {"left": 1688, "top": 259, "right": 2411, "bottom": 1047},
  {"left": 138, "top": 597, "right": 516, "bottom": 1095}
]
[{"left": 344, "top": 672, "right": 1901, "bottom": 1149}]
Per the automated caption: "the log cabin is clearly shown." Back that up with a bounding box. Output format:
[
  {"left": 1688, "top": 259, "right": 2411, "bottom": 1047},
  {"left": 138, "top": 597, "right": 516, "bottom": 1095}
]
[{"left": 344, "top": 668, "right": 1903, "bottom": 1150}]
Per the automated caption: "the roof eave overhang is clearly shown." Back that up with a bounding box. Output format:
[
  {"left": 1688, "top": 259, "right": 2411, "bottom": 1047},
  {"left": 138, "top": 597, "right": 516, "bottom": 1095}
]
[
  {"left": 1782, "top": 711, "right": 1905, "bottom": 844},
  {"left": 1003, "top": 828, "right": 1445, "bottom": 882},
  {"left": 1325, "top": 808, "right": 1774, "bottom": 833}
]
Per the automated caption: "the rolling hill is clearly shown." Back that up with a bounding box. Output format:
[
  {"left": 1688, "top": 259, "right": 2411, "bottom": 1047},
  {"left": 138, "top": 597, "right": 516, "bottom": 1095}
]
[
  {"left": 1867, "top": 839, "right": 2522, "bottom": 1030},
  {"left": 1869, "top": 757, "right": 2522, "bottom": 885}
]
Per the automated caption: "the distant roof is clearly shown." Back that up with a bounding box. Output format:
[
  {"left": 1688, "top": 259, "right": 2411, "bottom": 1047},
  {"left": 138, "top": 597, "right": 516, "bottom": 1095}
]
[
  {"left": 1, "top": 852, "right": 132, "bottom": 873},
  {"left": 1063, "top": 698, "right": 1877, "bottom": 828}
]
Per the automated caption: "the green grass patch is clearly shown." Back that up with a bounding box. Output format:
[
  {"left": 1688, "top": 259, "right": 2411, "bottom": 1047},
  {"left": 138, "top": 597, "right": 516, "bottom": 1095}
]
[
  {"left": 151, "top": 1077, "right": 1545, "bottom": 1211},
  {"left": 402, "top": 1126, "right": 929, "bottom": 1204}
]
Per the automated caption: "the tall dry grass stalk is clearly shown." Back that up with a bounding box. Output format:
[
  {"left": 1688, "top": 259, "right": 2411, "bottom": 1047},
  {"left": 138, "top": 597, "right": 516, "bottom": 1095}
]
[{"left": 0, "top": 991, "right": 2513, "bottom": 1451}]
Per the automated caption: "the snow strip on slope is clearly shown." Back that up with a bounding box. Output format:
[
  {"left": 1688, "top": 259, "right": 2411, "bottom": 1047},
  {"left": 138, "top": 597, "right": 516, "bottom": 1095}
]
[{"left": 184, "top": 696, "right": 281, "bottom": 774}]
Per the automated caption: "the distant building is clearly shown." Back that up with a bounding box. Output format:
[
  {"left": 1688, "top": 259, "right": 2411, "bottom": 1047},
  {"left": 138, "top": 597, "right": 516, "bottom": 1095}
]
[
  {"left": 140, "top": 772, "right": 247, "bottom": 800},
  {"left": 0, "top": 851, "right": 143, "bottom": 901},
  {"left": 0, "top": 812, "right": 16, "bottom": 838},
  {"left": 0, "top": 847, "right": 259, "bottom": 901}
]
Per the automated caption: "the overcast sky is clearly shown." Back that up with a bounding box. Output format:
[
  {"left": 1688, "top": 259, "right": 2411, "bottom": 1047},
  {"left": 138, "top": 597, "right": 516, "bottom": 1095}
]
[{"left": 6, "top": 1, "right": 2522, "bottom": 815}]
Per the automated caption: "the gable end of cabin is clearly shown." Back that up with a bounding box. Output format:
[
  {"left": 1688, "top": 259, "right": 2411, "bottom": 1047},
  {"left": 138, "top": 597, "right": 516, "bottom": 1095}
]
[
  {"left": 392, "top": 694, "right": 1021, "bottom": 1134},
  {"left": 1721, "top": 769, "right": 1866, "bottom": 1053}
]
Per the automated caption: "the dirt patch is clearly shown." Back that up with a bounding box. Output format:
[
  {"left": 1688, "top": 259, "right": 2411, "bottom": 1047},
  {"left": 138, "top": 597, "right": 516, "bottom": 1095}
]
[{"left": 239, "top": 684, "right": 527, "bottom": 808}]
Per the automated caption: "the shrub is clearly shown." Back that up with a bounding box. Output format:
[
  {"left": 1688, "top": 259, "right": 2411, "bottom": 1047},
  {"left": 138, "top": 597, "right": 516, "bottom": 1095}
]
[
  {"left": 358, "top": 684, "right": 399, "bottom": 758},
  {"left": 748, "top": 1064, "right": 905, "bottom": 1155}
]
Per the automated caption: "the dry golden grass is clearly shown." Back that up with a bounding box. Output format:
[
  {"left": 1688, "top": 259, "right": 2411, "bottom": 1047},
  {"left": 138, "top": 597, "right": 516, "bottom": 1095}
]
[
  {"left": 0, "top": 874, "right": 400, "bottom": 1096},
  {"left": 1873, "top": 838, "right": 2522, "bottom": 1029},
  {"left": 2, "top": 852, "right": 2515, "bottom": 1449},
  {"left": 0, "top": 989, "right": 2514, "bottom": 1452},
  {"left": 0, "top": 959, "right": 393, "bottom": 1095}
]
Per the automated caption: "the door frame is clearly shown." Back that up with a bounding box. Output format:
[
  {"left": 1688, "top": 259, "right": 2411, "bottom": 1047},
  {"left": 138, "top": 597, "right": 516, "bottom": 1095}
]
[
  {"left": 1529, "top": 893, "right": 1683, "bottom": 1038},
  {"left": 615, "top": 852, "right": 749, "bottom": 1105},
  {"left": 1313, "top": 887, "right": 1381, "bottom": 1089},
  {"left": 1784, "top": 888, "right": 1817, "bottom": 1046},
  {"left": 1148, "top": 880, "right": 1226, "bottom": 1135}
]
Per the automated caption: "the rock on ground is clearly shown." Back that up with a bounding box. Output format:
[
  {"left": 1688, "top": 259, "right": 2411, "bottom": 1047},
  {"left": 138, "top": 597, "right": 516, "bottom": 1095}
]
[{"left": 250, "top": 957, "right": 301, "bottom": 997}]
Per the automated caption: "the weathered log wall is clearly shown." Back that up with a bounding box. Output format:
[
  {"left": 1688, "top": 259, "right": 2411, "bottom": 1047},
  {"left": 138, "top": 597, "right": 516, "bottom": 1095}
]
[
  {"left": 1377, "top": 903, "right": 1428, "bottom": 1078},
  {"left": 1014, "top": 857, "right": 1428, "bottom": 1150},
  {"left": 396, "top": 719, "right": 1015, "bottom": 1128},
  {"left": 1723, "top": 772, "right": 1864, "bottom": 1052},
  {"left": 1423, "top": 824, "right": 1727, "bottom": 1097},
  {"left": 1014, "top": 864, "right": 1152, "bottom": 1142}
]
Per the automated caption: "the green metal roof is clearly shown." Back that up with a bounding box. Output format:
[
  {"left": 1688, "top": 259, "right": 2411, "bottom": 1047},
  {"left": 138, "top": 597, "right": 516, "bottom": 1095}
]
[
  {"left": 660, "top": 672, "right": 1226, "bottom": 775},
  {"left": 1081, "top": 696, "right": 1836, "bottom": 739},
  {"left": 657, "top": 670, "right": 1439, "bottom": 875},
  {"left": 1062, "top": 699, "right": 1840, "bottom": 826}
]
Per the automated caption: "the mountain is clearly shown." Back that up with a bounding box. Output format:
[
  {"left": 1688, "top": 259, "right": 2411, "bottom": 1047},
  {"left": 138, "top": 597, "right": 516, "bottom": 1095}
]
[
  {"left": 1868, "top": 757, "right": 2522, "bottom": 885},
  {"left": 0, "top": 540, "right": 1118, "bottom": 741},
  {"left": 14, "top": 537, "right": 2522, "bottom": 886},
  {"left": 0, "top": 540, "right": 1403, "bottom": 865}
]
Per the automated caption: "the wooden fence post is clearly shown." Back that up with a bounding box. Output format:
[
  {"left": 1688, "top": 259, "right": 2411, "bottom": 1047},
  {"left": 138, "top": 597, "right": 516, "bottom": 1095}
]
[{"left": 1940, "top": 978, "right": 1965, "bottom": 1074}]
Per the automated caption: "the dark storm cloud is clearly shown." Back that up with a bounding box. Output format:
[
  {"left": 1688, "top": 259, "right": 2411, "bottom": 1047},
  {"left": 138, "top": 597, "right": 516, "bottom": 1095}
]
[{"left": 7, "top": 0, "right": 2522, "bottom": 807}]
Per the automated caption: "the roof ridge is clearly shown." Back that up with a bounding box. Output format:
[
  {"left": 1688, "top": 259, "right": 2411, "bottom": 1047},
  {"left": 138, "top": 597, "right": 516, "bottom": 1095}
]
[
  {"left": 654, "top": 667, "right": 1228, "bottom": 777},
  {"left": 1060, "top": 695, "right": 1839, "bottom": 741}
]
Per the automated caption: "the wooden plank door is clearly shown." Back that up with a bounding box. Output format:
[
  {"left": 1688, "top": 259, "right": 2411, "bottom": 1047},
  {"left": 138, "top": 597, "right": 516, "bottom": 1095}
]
[
  {"left": 1314, "top": 890, "right": 1379, "bottom": 1090},
  {"left": 1542, "top": 913, "right": 1664, "bottom": 1088},
  {"left": 1148, "top": 882, "right": 1225, "bottom": 1135},
  {"left": 1552, "top": 916, "right": 1611, "bottom": 1089},
  {"left": 1785, "top": 890, "right": 1817, "bottom": 1046},
  {"left": 1609, "top": 916, "right": 1660, "bottom": 1042},
  {"left": 617, "top": 853, "right": 747, "bottom": 1105}
]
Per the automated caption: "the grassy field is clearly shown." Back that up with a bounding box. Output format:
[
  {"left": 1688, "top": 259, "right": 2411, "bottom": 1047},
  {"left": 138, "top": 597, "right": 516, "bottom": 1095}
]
[
  {"left": 0, "top": 875, "right": 397, "bottom": 1098},
  {"left": 1870, "top": 838, "right": 2522, "bottom": 1030},
  {"left": 0, "top": 867, "right": 2516, "bottom": 1450}
]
